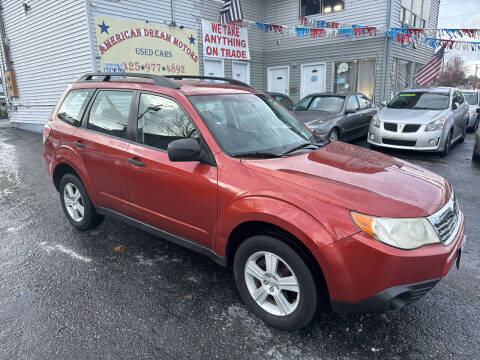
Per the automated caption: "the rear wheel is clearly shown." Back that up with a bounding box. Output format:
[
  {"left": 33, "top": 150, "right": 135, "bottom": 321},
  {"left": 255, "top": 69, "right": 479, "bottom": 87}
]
[
  {"left": 59, "top": 174, "right": 104, "bottom": 231},
  {"left": 233, "top": 235, "right": 323, "bottom": 330}
]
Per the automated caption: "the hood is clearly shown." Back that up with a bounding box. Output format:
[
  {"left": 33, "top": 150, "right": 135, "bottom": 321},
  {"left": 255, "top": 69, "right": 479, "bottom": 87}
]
[
  {"left": 292, "top": 110, "right": 338, "bottom": 125},
  {"left": 379, "top": 107, "right": 448, "bottom": 124},
  {"left": 242, "top": 141, "right": 449, "bottom": 218}
]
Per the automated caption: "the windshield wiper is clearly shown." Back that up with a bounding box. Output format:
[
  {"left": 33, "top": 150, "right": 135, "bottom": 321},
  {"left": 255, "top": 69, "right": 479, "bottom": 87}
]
[
  {"left": 231, "top": 151, "right": 282, "bottom": 158},
  {"left": 281, "top": 142, "right": 318, "bottom": 156}
]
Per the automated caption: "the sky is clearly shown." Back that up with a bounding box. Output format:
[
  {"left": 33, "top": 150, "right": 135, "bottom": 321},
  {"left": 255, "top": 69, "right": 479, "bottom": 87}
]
[{"left": 438, "top": 0, "right": 480, "bottom": 76}]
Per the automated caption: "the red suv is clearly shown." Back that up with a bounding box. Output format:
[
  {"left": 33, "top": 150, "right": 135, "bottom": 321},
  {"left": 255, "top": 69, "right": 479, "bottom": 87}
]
[{"left": 43, "top": 73, "right": 465, "bottom": 330}]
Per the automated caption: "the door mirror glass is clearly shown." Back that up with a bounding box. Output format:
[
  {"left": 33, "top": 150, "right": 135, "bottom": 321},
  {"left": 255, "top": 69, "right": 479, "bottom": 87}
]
[{"left": 167, "top": 138, "right": 202, "bottom": 162}]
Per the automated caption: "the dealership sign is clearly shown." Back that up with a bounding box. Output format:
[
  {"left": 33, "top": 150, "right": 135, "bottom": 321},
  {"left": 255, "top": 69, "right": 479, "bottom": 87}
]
[
  {"left": 94, "top": 15, "right": 199, "bottom": 75},
  {"left": 201, "top": 19, "right": 250, "bottom": 60}
]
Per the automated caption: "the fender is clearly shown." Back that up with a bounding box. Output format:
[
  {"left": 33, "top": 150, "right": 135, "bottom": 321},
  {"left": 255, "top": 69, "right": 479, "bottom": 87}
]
[
  {"left": 215, "top": 195, "right": 335, "bottom": 260},
  {"left": 52, "top": 145, "right": 100, "bottom": 205}
]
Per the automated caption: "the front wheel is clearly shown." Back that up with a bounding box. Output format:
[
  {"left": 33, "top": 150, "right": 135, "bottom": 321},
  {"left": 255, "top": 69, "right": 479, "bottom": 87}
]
[
  {"left": 328, "top": 128, "right": 339, "bottom": 141},
  {"left": 233, "top": 235, "right": 323, "bottom": 330},
  {"left": 440, "top": 130, "right": 453, "bottom": 156}
]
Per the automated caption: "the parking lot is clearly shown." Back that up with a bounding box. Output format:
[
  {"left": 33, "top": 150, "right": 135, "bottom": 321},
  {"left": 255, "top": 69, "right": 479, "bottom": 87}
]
[{"left": 0, "top": 123, "right": 479, "bottom": 359}]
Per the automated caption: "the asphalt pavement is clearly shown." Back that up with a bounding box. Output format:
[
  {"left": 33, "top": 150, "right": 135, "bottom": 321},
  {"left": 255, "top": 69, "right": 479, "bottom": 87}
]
[{"left": 0, "top": 124, "right": 479, "bottom": 359}]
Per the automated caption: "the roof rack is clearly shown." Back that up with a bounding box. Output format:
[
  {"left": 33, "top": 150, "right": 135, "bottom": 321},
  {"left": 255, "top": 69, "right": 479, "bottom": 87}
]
[
  {"left": 164, "top": 75, "right": 253, "bottom": 89},
  {"left": 76, "top": 72, "right": 181, "bottom": 89}
]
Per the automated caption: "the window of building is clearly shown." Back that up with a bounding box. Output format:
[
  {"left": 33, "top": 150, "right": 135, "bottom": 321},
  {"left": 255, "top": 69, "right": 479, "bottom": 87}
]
[
  {"left": 137, "top": 93, "right": 198, "bottom": 151},
  {"left": 401, "top": 0, "right": 430, "bottom": 27},
  {"left": 87, "top": 90, "right": 133, "bottom": 138},
  {"left": 300, "top": 0, "right": 344, "bottom": 16},
  {"left": 58, "top": 89, "right": 93, "bottom": 126},
  {"left": 394, "top": 59, "right": 412, "bottom": 94},
  {"left": 334, "top": 59, "right": 376, "bottom": 100}
]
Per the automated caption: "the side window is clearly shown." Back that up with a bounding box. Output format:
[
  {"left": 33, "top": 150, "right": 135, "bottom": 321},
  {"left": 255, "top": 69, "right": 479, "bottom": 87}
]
[
  {"left": 346, "top": 96, "right": 359, "bottom": 111},
  {"left": 87, "top": 90, "right": 133, "bottom": 138},
  {"left": 137, "top": 93, "right": 199, "bottom": 151},
  {"left": 58, "top": 89, "right": 93, "bottom": 126},
  {"left": 357, "top": 94, "right": 371, "bottom": 109}
]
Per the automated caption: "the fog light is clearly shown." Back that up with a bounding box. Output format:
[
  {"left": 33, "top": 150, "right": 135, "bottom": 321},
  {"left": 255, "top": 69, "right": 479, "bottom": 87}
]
[
  {"left": 429, "top": 138, "right": 439, "bottom": 146},
  {"left": 370, "top": 133, "right": 375, "bottom": 140}
]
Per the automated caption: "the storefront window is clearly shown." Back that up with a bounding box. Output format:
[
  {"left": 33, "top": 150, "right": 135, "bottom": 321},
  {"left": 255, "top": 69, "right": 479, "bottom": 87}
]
[
  {"left": 395, "top": 59, "right": 412, "bottom": 94},
  {"left": 334, "top": 59, "right": 376, "bottom": 100},
  {"left": 300, "top": 0, "right": 344, "bottom": 16}
]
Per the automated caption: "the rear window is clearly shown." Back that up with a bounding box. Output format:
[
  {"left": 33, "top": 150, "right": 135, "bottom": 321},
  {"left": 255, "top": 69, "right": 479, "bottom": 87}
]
[
  {"left": 57, "top": 89, "right": 93, "bottom": 126},
  {"left": 388, "top": 92, "right": 450, "bottom": 110}
]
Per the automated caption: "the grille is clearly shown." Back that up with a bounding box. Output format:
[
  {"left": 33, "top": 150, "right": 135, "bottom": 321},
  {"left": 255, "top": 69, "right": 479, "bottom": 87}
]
[
  {"left": 384, "top": 122, "right": 397, "bottom": 132},
  {"left": 403, "top": 124, "right": 421, "bottom": 133},
  {"left": 382, "top": 138, "right": 417, "bottom": 147},
  {"left": 428, "top": 192, "right": 461, "bottom": 246}
]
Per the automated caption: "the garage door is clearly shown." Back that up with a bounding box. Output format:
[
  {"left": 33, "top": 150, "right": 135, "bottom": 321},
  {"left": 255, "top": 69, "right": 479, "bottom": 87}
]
[{"left": 301, "top": 63, "right": 326, "bottom": 99}]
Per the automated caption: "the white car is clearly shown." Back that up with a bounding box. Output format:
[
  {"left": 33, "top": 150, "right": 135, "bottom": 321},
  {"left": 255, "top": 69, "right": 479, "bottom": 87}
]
[{"left": 462, "top": 89, "right": 480, "bottom": 132}]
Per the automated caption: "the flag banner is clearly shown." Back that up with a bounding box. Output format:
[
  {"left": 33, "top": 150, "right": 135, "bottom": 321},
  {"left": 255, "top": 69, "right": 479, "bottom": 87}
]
[
  {"left": 414, "top": 47, "right": 445, "bottom": 86},
  {"left": 220, "top": 0, "right": 243, "bottom": 24}
]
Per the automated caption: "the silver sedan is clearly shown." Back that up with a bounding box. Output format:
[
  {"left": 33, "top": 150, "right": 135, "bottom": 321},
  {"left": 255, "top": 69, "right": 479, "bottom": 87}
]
[{"left": 368, "top": 88, "right": 469, "bottom": 156}]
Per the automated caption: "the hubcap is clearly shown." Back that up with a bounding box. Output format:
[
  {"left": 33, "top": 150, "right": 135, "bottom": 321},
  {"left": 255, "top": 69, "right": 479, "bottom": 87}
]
[
  {"left": 63, "top": 183, "right": 84, "bottom": 222},
  {"left": 244, "top": 251, "right": 300, "bottom": 316}
]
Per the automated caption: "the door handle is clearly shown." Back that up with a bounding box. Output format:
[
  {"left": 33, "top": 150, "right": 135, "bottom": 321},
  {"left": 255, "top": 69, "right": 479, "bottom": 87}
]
[
  {"left": 128, "top": 157, "right": 145, "bottom": 167},
  {"left": 73, "top": 141, "right": 85, "bottom": 148}
]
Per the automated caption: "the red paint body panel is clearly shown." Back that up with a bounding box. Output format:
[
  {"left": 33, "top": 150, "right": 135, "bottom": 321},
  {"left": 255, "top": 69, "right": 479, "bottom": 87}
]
[{"left": 43, "top": 78, "right": 465, "bottom": 306}]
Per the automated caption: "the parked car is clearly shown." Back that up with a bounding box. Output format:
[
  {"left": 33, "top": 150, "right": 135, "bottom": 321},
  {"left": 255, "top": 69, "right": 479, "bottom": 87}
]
[
  {"left": 267, "top": 92, "right": 294, "bottom": 109},
  {"left": 43, "top": 73, "right": 465, "bottom": 330},
  {"left": 462, "top": 89, "right": 480, "bottom": 132},
  {"left": 368, "top": 88, "right": 469, "bottom": 155},
  {"left": 292, "top": 93, "right": 377, "bottom": 141},
  {"left": 473, "top": 125, "right": 480, "bottom": 161}
]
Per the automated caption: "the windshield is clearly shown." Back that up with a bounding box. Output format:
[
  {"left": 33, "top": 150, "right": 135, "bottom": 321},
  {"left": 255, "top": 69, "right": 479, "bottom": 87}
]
[
  {"left": 464, "top": 93, "right": 478, "bottom": 105},
  {"left": 293, "top": 95, "right": 345, "bottom": 112},
  {"left": 189, "top": 94, "right": 315, "bottom": 157},
  {"left": 388, "top": 92, "right": 450, "bottom": 110}
]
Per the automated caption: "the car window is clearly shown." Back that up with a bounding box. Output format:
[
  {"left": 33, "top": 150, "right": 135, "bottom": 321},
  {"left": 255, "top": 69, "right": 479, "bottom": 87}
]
[
  {"left": 357, "top": 94, "right": 371, "bottom": 109},
  {"left": 346, "top": 96, "right": 359, "bottom": 111},
  {"left": 388, "top": 92, "right": 450, "bottom": 110},
  {"left": 464, "top": 92, "right": 479, "bottom": 105},
  {"left": 137, "top": 93, "right": 199, "bottom": 151},
  {"left": 87, "top": 90, "right": 133, "bottom": 138},
  {"left": 293, "top": 96, "right": 313, "bottom": 111},
  {"left": 58, "top": 89, "right": 93, "bottom": 126}
]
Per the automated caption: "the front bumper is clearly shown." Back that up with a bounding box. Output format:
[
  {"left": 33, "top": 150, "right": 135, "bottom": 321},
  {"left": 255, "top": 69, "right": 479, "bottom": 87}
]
[
  {"left": 367, "top": 124, "right": 444, "bottom": 151},
  {"left": 316, "top": 211, "right": 464, "bottom": 314}
]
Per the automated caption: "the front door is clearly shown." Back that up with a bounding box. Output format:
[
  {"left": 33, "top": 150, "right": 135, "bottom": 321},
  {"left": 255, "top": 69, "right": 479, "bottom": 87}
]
[
  {"left": 75, "top": 89, "right": 134, "bottom": 216},
  {"left": 301, "top": 63, "right": 326, "bottom": 99},
  {"left": 204, "top": 58, "right": 224, "bottom": 78},
  {"left": 125, "top": 92, "right": 218, "bottom": 246},
  {"left": 232, "top": 61, "right": 250, "bottom": 84},
  {"left": 339, "top": 95, "right": 363, "bottom": 140},
  {"left": 267, "top": 66, "right": 289, "bottom": 95}
]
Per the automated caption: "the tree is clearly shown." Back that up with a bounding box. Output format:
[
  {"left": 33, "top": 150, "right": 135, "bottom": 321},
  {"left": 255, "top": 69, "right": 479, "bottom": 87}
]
[{"left": 436, "top": 56, "right": 466, "bottom": 87}]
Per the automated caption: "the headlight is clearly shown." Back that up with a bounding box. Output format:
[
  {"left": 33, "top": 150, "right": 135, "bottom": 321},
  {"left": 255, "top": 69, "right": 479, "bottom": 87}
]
[
  {"left": 371, "top": 114, "right": 380, "bottom": 128},
  {"left": 470, "top": 109, "right": 475, "bottom": 116},
  {"left": 351, "top": 211, "right": 440, "bottom": 249},
  {"left": 425, "top": 118, "right": 445, "bottom": 131}
]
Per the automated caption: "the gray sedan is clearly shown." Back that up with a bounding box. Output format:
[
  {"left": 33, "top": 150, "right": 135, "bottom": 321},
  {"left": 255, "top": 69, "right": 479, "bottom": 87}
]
[{"left": 292, "top": 93, "right": 377, "bottom": 141}]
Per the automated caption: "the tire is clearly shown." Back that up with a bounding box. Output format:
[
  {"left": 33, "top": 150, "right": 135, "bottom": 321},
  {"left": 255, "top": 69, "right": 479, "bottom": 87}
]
[
  {"left": 233, "top": 235, "right": 323, "bottom": 330},
  {"left": 475, "top": 117, "right": 479, "bottom": 132},
  {"left": 440, "top": 130, "right": 453, "bottom": 156},
  {"left": 459, "top": 125, "right": 467, "bottom": 143},
  {"left": 328, "top": 128, "right": 339, "bottom": 141},
  {"left": 59, "top": 173, "right": 104, "bottom": 231}
]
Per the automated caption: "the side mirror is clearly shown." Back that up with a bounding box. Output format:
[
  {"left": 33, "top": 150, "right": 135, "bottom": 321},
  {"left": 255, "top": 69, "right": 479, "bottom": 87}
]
[
  {"left": 381, "top": 101, "right": 387, "bottom": 107},
  {"left": 345, "top": 108, "right": 357, "bottom": 114},
  {"left": 167, "top": 138, "right": 202, "bottom": 162},
  {"left": 452, "top": 102, "right": 459, "bottom": 110}
]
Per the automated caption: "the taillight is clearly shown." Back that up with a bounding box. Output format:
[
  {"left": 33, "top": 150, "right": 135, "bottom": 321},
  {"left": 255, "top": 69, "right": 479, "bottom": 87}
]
[{"left": 43, "top": 123, "right": 51, "bottom": 145}]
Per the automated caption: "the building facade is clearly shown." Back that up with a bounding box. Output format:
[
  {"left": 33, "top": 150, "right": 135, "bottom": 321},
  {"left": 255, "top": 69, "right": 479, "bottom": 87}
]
[{"left": 0, "top": 0, "right": 439, "bottom": 131}]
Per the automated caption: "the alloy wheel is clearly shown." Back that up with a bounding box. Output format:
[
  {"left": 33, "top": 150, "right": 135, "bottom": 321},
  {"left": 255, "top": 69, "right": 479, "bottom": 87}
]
[
  {"left": 63, "top": 183, "right": 85, "bottom": 222},
  {"left": 244, "top": 251, "right": 300, "bottom": 316}
]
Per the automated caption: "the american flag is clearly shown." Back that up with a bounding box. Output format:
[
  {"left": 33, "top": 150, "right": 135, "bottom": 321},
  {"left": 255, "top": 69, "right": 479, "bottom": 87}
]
[
  {"left": 220, "top": 0, "right": 243, "bottom": 24},
  {"left": 414, "top": 47, "right": 445, "bottom": 87}
]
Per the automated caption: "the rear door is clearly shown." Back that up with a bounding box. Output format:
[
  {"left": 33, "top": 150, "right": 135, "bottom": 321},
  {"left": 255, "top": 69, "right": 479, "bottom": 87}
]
[
  {"left": 125, "top": 91, "right": 218, "bottom": 246},
  {"left": 75, "top": 89, "right": 135, "bottom": 216}
]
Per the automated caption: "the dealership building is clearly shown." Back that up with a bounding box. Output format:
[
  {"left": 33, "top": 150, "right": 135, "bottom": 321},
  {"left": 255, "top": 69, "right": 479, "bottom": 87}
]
[{"left": 0, "top": 0, "right": 439, "bottom": 131}]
